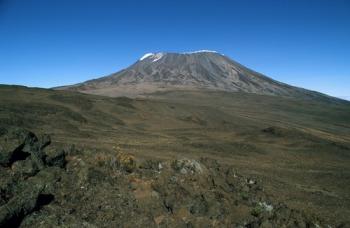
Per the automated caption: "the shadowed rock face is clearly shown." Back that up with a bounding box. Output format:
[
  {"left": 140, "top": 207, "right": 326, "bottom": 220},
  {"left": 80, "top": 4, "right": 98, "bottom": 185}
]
[
  {"left": 0, "top": 128, "right": 66, "bottom": 227},
  {"left": 57, "top": 51, "right": 333, "bottom": 100}
]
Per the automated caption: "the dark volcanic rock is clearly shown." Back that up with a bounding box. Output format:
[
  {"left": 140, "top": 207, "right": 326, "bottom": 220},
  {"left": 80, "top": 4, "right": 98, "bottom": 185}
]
[
  {"left": 0, "top": 128, "right": 36, "bottom": 167},
  {"left": 11, "top": 159, "right": 39, "bottom": 178},
  {"left": 0, "top": 127, "right": 66, "bottom": 227},
  {"left": 0, "top": 168, "right": 59, "bottom": 227},
  {"left": 44, "top": 148, "right": 66, "bottom": 168}
]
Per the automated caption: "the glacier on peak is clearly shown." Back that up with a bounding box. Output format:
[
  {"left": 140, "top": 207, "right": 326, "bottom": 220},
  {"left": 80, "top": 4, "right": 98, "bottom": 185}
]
[
  {"left": 139, "top": 53, "right": 154, "bottom": 61},
  {"left": 139, "top": 52, "right": 164, "bottom": 62},
  {"left": 183, "top": 50, "right": 218, "bottom": 54}
]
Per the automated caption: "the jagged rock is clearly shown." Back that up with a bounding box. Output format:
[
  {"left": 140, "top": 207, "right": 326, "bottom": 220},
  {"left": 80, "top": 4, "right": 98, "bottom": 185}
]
[
  {"left": 0, "top": 128, "right": 67, "bottom": 227},
  {"left": 0, "top": 127, "right": 48, "bottom": 170},
  {"left": 39, "top": 134, "right": 51, "bottom": 150},
  {"left": 45, "top": 147, "right": 66, "bottom": 168},
  {"left": 21, "top": 131, "right": 38, "bottom": 153},
  {"left": 0, "top": 128, "right": 35, "bottom": 167},
  {"left": 22, "top": 135, "right": 45, "bottom": 170},
  {"left": 0, "top": 169, "right": 15, "bottom": 206},
  {"left": 0, "top": 167, "right": 60, "bottom": 227},
  {"left": 11, "top": 159, "right": 39, "bottom": 178},
  {"left": 0, "top": 144, "right": 18, "bottom": 167}
]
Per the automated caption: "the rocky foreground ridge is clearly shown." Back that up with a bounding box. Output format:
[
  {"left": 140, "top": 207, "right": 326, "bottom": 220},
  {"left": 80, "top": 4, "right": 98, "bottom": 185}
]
[{"left": 0, "top": 128, "right": 333, "bottom": 227}]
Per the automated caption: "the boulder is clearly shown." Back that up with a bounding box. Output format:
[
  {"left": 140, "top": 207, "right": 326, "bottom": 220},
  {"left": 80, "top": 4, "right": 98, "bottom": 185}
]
[
  {"left": 11, "top": 159, "right": 39, "bottom": 178},
  {"left": 0, "top": 128, "right": 34, "bottom": 167},
  {"left": 0, "top": 128, "right": 67, "bottom": 227},
  {"left": 39, "top": 134, "right": 51, "bottom": 150},
  {"left": 45, "top": 148, "right": 66, "bottom": 168},
  {"left": 0, "top": 144, "right": 17, "bottom": 166},
  {"left": 0, "top": 167, "right": 60, "bottom": 227}
]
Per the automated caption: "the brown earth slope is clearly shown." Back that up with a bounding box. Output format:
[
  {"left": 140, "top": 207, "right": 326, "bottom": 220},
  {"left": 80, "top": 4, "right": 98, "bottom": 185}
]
[{"left": 0, "top": 85, "right": 350, "bottom": 226}]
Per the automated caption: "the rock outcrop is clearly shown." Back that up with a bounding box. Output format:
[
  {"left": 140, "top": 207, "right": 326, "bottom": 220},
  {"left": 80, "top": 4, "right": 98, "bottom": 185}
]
[{"left": 0, "top": 128, "right": 66, "bottom": 227}]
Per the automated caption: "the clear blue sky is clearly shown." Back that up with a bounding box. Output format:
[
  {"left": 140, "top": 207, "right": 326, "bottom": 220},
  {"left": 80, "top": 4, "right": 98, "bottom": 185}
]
[{"left": 0, "top": 0, "right": 349, "bottom": 99}]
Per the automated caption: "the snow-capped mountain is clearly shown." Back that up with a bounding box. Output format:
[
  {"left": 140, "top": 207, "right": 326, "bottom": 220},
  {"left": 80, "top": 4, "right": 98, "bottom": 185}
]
[{"left": 56, "top": 51, "right": 333, "bottom": 100}]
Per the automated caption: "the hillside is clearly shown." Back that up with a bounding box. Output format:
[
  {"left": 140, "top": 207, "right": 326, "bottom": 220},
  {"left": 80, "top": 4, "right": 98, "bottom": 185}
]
[{"left": 1, "top": 85, "right": 350, "bottom": 226}]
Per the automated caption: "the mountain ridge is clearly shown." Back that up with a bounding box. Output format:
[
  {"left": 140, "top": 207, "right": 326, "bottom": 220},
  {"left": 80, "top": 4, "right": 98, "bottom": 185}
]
[{"left": 55, "top": 51, "right": 339, "bottom": 102}]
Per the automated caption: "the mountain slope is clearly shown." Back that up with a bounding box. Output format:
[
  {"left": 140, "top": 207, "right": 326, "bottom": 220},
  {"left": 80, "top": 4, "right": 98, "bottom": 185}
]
[
  {"left": 1, "top": 85, "right": 350, "bottom": 225},
  {"left": 56, "top": 51, "right": 335, "bottom": 100}
]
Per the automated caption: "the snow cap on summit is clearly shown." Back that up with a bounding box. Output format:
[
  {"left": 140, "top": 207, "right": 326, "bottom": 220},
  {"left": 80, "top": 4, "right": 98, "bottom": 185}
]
[
  {"left": 139, "top": 53, "right": 154, "bottom": 61},
  {"left": 183, "top": 50, "right": 218, "bottom": 54},
  {"left": 140, "top": 50, "right": 219, "bottom": 61},
  {"left": 139, "top": 53, "right": 164, "bottom": 62}
]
